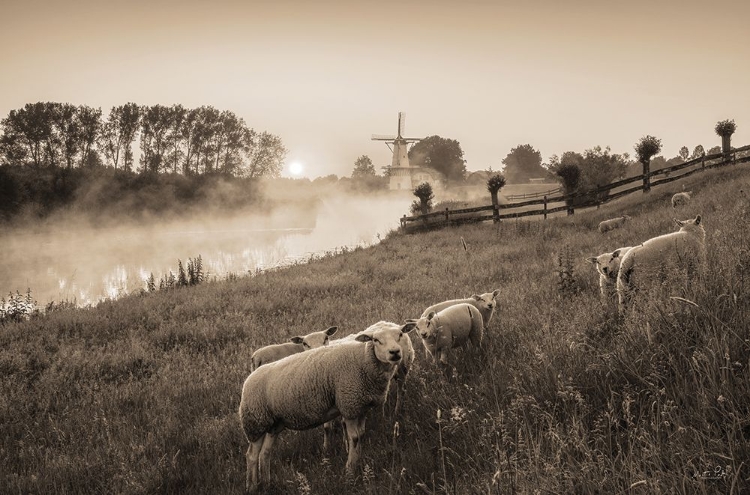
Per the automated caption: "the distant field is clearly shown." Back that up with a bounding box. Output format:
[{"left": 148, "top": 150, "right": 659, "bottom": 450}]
[{"left": 2, "top": 164, "right": 749, "bottom": 494}]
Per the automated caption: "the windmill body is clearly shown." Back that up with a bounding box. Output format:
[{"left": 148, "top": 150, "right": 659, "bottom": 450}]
[{"left": 372, "top": 112, "right": 438, "bottom": 191}]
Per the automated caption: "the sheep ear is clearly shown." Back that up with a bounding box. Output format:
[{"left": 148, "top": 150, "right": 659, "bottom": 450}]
[
  {"left": 471, "top": 294, "right": 481, "bottom": 301},
  {"left": 355, "top": 333, "right": 372, "bottom": 343},
  {"left": 612, "top": 250, "right": 621, "bottom": 258},
  {"left": 694, "top": 214, "right": 701, "bottom": 225},
  {"left": 404, "top": 318, "right": 418, "bottom": 324},
  {"left": 290, "top": 336, "right": 304, "bottom": 344},
  {"left": 492, "top": 289, "right": 500, "bottom": 297},
  {"left": 325, "top": 326, "right": 338, "bottom": 336},
  {"left": 401, "top": 321, "right": 417, "bottom": 333},
  {"left": 673, "top": 218, "right": 683, "bottom": 227},
  {"left": 585, "top": 257, "right": 598, "bottom": 264},
  {"left": 427, "top": 311, "right": 436, "bottom": 320}
]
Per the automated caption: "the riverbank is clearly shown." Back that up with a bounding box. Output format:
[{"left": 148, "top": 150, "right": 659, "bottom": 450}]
[{"left": 1, "top": 164, "right": 749, "bottom": 493}]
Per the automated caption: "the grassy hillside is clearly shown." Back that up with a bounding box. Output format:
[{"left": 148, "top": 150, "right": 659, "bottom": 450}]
[{"left": 1, "top": 163, "right": 749, "bottom": 494}]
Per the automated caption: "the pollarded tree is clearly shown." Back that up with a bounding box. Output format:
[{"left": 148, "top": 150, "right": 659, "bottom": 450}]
[
  {"left": 486, "top": 173, "right": 506, "bottom": 208},
  {"left": 413, "top": 182, "right": 434, "bottom": 215},
  {"left": 634, "top": 135, "right": 662, "bottom": 192},
  {"left": 715, "top": 119, "right": 737, "bottom": 156},
  {"left": 408, "top": 136, "right": 466, "bottom": 182}
]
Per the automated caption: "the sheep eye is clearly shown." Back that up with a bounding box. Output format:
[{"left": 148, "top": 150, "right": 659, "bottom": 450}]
[{"left": 303, "top": 342, "right": 310, "bottom": 349}]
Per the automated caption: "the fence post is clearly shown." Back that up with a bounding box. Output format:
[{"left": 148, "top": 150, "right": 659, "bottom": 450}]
[
  {"left": 444, "top": 208, "right": 449, "bottom": 222},
  {"left": 722, "top": 134, "right": 731, "bottom": 161},
  {"left": 401, "top": 215, "right": 406, "bottom": 228},
  {"left": 543, "top": 195, "right": 548, "bottom": 220},
  {"left": 492, "top": 204, "right": 500, "bottom": 223},
  {"left": 642, "top": 159, "right": 651, "bottom": 192}
]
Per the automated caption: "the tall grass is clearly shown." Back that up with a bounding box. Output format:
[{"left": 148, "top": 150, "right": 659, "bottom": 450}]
[{"left": 1, "top": 164, "right": 749, "bottom": 493}]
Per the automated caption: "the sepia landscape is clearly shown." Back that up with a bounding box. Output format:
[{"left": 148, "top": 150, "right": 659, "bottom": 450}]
[{"left": 1, "top": 0, "right": 749, "bottom": 493}]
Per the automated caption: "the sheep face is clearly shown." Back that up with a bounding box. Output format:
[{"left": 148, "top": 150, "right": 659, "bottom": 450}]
[
  {"left": 355, "top": 322, "right": 416, "bottom": 364},
  {"left": 674, "top": 214, "right": 704, "bottom": 235},
  {"left": 289, "top": 326, "right": 338, "bottom": 350},
  {"left": 471, "top": 290, "right": 500, "bottom": 313},
  {"left": 586, "top": 249, "right": 626, "bottom": 281},
  {"left": 413, "top": 312, "right": 437, "bottom": 343}
]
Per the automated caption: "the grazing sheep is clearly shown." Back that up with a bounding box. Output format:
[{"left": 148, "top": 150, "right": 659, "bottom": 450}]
[
  {"left": 586, "top": 247, "right": 634, "bottom": 302},
  {"left": 421, "top": 289, "right": 499, "bottom": 331},
  {"left": 671, "top": 191, "right": 692, "bottom": 208},
  {"left": 617, "top": 215, "right": 706, "bottom": 311},
  {"left": 250, "top": 326, "right": 338, "bottom": 371},
  {"left": 598, "top": 215, "right": 632, "bottom": 233},
  {"left": 239, "top": 321, "right": 417, "bottom": 493},
  {"left": 410, "top": 303, "right": 483, "bottom": 365}
]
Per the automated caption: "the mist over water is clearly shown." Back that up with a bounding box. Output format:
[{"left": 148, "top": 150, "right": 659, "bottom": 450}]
[{"left": 1, "top": 194, "right": 411, "bottom": 307}]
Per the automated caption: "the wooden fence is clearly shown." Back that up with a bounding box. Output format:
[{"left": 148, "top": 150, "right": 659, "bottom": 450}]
[
  {"left": 400, "top": 144, "right": 750, "bottom": 230},
  {"left": 505, "top": 185, "right": 562, "bottom": 201}
]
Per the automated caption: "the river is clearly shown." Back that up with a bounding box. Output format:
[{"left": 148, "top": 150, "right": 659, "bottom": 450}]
[{"left": 0, "top": 194, "right": 410, "bottom": 308}]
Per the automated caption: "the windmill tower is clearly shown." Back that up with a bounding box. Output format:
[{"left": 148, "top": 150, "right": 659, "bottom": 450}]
[{"left": 372, "top": 112, "right": 423, "bottom": 190}]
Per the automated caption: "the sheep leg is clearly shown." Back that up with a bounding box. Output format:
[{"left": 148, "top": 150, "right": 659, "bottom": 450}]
[
  {"left": 344, "top": 416, "right": 366, "bottom": 479},
  {"left": 323, "top": 420, "right": 334, "bottom": 453},
  {"left": 258, "top": 431, "right": 278, "bottom": 487},
  {"left": 245, "top": 436, "right": 264, "bottom": 494}
]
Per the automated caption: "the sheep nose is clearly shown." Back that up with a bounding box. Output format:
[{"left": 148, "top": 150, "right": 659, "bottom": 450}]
[{"left": 389, "top": 349, "right": 401, "bottom": 361}]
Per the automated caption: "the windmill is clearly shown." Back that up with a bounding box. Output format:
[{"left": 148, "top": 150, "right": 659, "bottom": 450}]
[{"left": 372, "top": 112, "right": 424, "bottom": 190}]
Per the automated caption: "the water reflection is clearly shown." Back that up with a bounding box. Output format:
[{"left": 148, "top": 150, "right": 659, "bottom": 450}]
[{"left": 0, "top": 195, "right": 409, "bottom": 307}]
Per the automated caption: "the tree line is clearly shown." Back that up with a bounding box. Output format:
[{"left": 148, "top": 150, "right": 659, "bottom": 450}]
[{"left": 0, "top": 102, "right": 287, "bottom": 178}]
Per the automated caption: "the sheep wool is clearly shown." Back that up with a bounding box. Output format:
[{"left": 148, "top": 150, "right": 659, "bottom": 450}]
[
  {"left": 250, "top": 326, "right": 338, "bottom": 371},
  {"left": 617, "top": 215, "right": 706, "bottom": 310},
  {"left": 412, "top": 302, "right": 484, "bottom": 364},
  {"left": 586, "top": 246, "right": 633, "bottom": 302},
  {"left": 598, "top": 215, "right": 632, "bottom": 233},
  {"left": 239, "top": 321, "right": 417, "bottom": 493},
  {"left": 421, "top": 289, "right": 499, "bottom": 330}
]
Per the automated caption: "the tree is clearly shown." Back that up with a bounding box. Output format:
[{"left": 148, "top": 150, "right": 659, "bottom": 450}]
[
  {"left": 555, "top": 163, "right": 581, "bottom": 195},
  {"left": 501, "top": 144, "right": 546, "bottom": 183},
  {"left": 408, "top": 135, "right": 466, "bottom": 182},
  {"left": 707, "top": 145, "right": 721, "bottom": 155},
  {"left": 714, "top": 119, "right": 737, "bottom": 138},
  {"left": 679, "top": 146, "right": 689, "bottom": 161},
  {"left": 76, "top": 105, "right": 102, "bottom": 168},
  {"left": 487, "top": 174, "right": 506, "bottom": 208},
  {"left": 352, "top": 155, "right": 376, "bottom": 178},
  {"left": 244, "top": 131, "right": 287, "bottom": 178},
  {"left": 99, "top": 103, "right": 140, "bottom": 171},
  {"left": 413, "top": 182, "right": 434, "bottom": 215},
  {"left": 692, "top": 145, "right": 705, "bottom": 159},
  {"left": 634, "top": 135, "right": 662, "bottom": 193}
]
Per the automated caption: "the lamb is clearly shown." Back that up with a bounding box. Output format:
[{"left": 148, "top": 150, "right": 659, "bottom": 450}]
[
  {"left": 421, "top": 289, "right": 499, "bottom": 331},
  {"left": 409, "top": 303, "right": 484, "bottom": 365},
  {"left": 598, "top": 215, "right": 632, "bottom": 233},
  {"left": 671, "top": 191, "right": 692, "bottom": 208},
  {"left": 239, "top": 321, "right": 417, "bottom": 493},
  {"left": 586, "top": 246, "right": 634, "bottom": 302},
  {"left": 617, "top": 215, "right": 706, "bottom": 311},
  {"left": 250, "top": 326, "right": 338, "bottom": 371}
]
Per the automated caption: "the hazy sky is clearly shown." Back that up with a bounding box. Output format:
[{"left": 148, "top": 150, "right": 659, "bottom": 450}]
[{"left": 1, "top": 0, "right": 749, "bottom": 178}]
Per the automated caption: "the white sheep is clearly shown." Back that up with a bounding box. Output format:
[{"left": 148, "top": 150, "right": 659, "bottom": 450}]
[
  {"left": 671, "top": 191, "right": 692, "bottom": 208},
  {"left": 585, "top": 246, "right": 633, "bottom": 302},
  {"left": 239, "top": 321, "right": 417, "bottom": 493},
  {"left": 410, "top": 303, "right": 483, "bottom": 365},
  {"left": 617, "top": 215, "right": 706, "bottom": 311},
  {"left": 250, "top": 326, "right": 338, "bottom": 371},
  {"left": 598, "top": 215, "right": 632, "bottom": 233},
  {"left": 421, "top": 289, "right": 499, "bottom": 331}
]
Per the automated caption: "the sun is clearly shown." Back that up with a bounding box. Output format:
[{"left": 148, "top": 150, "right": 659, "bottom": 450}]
[{"left": 289, "top": 161, "right": 304, "bottom": 177}]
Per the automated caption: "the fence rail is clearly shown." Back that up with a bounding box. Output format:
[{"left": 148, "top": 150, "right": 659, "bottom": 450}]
[
  {"left": 401, "top": 144, "right": 750, "bottom": 230},
  {"left": 506, "top": 186, "right": 562, "bottom": 201}
]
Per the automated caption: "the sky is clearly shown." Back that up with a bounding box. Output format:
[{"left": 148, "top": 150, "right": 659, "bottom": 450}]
[{"left": 1, "top": 0, "right": 749, "bottom": 179}]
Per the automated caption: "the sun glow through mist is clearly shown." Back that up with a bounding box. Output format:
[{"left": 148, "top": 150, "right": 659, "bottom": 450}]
[{"left": 288, "top": 161, "right": 304, "bottom": 177}]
